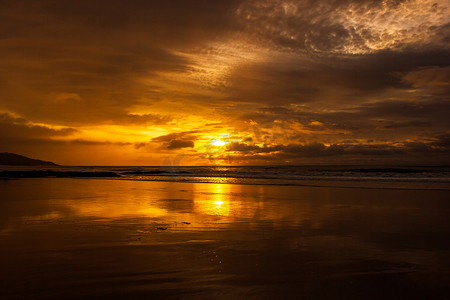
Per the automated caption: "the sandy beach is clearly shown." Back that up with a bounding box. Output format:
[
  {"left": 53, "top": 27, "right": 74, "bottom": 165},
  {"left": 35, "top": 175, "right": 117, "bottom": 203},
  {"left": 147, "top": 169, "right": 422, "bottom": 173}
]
[
  {"left": 0, "top": 178, "right": 449, "bottom": 299},
  {"left": 2, "top": 0, "right": 450, "bottom": 298}
]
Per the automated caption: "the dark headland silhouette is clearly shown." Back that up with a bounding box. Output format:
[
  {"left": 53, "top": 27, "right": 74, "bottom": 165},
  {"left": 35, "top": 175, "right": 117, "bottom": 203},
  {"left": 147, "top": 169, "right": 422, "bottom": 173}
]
[
  {"left": 0, "top": 152, "right": 58, "bottom": 166},
  {"left": 0, "top": 152, "right": 119, "bottom": 178}
]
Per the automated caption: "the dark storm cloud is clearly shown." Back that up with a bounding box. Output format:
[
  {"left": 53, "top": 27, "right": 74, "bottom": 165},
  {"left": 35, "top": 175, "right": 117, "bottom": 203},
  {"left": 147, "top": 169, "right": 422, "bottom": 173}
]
[
  {"left": 67, "top": 139, "right": 131, "bottom": 146},
  {"left": 151, "top": 131, "right": 199, "bottom": 150},
  {"left": 0, "top": 113, "right": 131, "bottom": 155},
  {"left": 0, "top": 0, "right": 242, "bottom": 124},
  {"left": 1, "top": 0, "right": 448, "bottom": 116},
  {"left": 227, "top": 137, "right": 450, "bottom": 162},
  {"left": 237, "top": 98, "right": 450, "bottom": 133},
  {"left": 0, "top": 42, "right": 189, "bottom": 124},
  {"left": 228, "top": 142, "right": 394, "bottom": 157},
  {"left": 213, "top": 0, "right": 450, "bottom": 107},
  {"left": 0, "top": 134, "right": 130, "bottom": 153},
  {"left": 228, "top": 142, "right": 265, "bottom": 152},
  {"left": 358, "top": 100, "right": 450, "bottom": 122},
  {"left": 166, "top": 140, "right": 195, "bottom": 150},
  {"left": 430, "top": 133, "right": 450, "bottom": 149},
  {"left": 238, "top": 0, "right": 449, "bottom": 53},
  {"left": 324, "top": 50, "right": 450, "bottom": 92},
  {"left": 151, "top": 131, "right": 199, "bottom": 143},
  {"left": 42, "top": 0, "right": 240, "bottom": 41},
  {"left": 303, "top": 99, "right": 450, "bottom": 135},
  {"left": 225, "top": 48, "right": 450, "bottom": 106},
  {"left": 0, "top": 0, "right": 449, "bottom": 164},
  {"left": 1, "top": 0, "right": 241, "bottom": 46},
  {"left": 0, "top": 113, "right": 78, "bottom": 139},
  {"left": 381, "top": 120, "right": 431, "bottom": 129}
]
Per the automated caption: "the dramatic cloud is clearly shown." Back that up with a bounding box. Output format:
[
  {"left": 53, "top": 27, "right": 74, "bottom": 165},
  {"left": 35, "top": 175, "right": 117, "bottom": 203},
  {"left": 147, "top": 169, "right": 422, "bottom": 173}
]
[
  {"left": 0, "top": 113, "right": 78, "bottom": 139},
  {"left": 0, "top": 0, "right": 448, "bottom": 165},
  {"left": 238, "top": 0, "right": 450, "bottom": 53},
  {"left": 151, "top": 131, "right": 198, "bottom": 150},
  {"left": 166, "top": 140, "right": 195, "bottom": 150}
]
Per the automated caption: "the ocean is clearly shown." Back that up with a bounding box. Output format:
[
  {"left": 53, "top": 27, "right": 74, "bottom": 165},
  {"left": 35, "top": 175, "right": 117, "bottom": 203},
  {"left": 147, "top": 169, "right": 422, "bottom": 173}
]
[
  {"left": 2, "top": 165, "right": 450, "bottom": 189},
  {"left": 1, "top": 167, "right": 449, "bottom": 298}
]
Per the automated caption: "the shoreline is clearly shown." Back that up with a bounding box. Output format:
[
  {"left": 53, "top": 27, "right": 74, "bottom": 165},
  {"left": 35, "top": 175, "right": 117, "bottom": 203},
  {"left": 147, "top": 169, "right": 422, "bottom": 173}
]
[
  {"left": 1, "top": 177, "right": 449, "bottom": 299},
  {"left": 1, "top": 173, "right": 449, "bottom": 191}
]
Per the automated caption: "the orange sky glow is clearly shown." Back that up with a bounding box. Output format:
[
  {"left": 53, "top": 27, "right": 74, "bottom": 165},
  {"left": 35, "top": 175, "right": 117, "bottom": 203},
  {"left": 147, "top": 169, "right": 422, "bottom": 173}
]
[{"left": 0, "top": 0, "right": 449, "bottom": 165}]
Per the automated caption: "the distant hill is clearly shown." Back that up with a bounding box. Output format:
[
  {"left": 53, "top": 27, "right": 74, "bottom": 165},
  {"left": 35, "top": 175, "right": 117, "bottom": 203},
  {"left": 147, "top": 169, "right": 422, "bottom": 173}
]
[{"left": 0, "top": 153, "right": 59, "bottom": 166}]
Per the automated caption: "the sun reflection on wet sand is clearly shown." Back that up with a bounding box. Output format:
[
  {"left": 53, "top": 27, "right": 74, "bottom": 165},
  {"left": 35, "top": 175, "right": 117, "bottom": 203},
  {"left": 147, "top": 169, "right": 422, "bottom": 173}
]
[
  {"left": 0, "top": 178, "right": 449, "bottom": 299},
  {"left": 194, "top": 184, "right": 232, "bottom": 217}
]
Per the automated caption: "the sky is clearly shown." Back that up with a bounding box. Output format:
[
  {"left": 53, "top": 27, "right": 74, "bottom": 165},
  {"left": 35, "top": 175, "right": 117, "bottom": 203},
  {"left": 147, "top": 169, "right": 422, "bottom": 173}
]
[{"left": 0, "top": 0, "right": 449, "bottom": 166}]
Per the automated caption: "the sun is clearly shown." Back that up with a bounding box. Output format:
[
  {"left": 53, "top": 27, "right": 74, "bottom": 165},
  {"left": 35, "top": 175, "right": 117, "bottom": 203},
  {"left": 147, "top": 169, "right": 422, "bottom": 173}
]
[{"left": 210, "top": 139, "right": 227, "bottom": 147}]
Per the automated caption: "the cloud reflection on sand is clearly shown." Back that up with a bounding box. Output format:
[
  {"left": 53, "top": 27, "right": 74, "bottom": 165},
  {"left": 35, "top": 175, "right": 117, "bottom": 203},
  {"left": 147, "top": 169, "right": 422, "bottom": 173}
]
[
  {"left": 1, "top": 178, "right": 449, "bottom": 299},
  {"left": 49, "top": 181, "right": 302, "bottom": 229}
]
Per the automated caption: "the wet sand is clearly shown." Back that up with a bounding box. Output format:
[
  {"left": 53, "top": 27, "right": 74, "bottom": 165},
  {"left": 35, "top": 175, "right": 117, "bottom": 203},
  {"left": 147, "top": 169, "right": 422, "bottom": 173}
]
[{"left": 0, "top": 178, "right": 449, "bottom": 299}]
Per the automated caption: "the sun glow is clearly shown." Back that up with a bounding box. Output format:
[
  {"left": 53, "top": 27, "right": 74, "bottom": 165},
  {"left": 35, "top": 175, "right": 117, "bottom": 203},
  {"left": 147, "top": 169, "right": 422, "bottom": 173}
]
[{"left": 210, "top": 139, "right": 227, "bottom": 147}]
